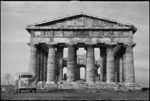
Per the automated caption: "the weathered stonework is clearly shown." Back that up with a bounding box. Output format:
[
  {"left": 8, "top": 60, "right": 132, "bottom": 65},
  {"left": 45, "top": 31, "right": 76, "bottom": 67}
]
[{"left": 26, "top": 13, "right": 140, "bottom": 91}]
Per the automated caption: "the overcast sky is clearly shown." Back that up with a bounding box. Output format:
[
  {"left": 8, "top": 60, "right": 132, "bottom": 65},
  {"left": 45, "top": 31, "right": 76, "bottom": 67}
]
[{"left": 1, "top": 1, "right": 149, "bottom": 87}]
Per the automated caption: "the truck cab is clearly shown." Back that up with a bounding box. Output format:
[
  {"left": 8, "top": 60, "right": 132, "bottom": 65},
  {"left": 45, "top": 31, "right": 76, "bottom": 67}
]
[{"left": 15, "top": 72, "right": 37, "bottom": 93}]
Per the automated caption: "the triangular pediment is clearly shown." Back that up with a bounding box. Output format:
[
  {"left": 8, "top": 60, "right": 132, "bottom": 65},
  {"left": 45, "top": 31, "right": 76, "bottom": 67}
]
[{"left": 26, "top": 13, "right": 136, "bottom": 32}]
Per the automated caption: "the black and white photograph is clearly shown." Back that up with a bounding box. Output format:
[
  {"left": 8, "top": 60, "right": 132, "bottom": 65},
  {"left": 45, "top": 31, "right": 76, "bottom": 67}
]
[{"left": 1, "top": 1, "right": 149, "bottom": 100}]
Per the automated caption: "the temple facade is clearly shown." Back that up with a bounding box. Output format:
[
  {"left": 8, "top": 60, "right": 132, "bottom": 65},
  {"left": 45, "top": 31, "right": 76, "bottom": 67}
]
[{"left": 26, "top": 13, "right": 137, "bottom": 85}]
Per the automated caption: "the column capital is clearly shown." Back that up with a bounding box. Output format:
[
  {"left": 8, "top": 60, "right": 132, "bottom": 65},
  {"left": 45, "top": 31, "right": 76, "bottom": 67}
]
[
  {"left": 105, "top": 43, "right": 117, "bottom": 48},
  {"left": 47, "top": 44, "right": 57, "bottom": 48},
  {"left": 85, "top": 44, "right": 94, "bottom": 49},
  {"left": 99, "top": 45, "right": 107, "bottom": 50},
  {"left": 28, "top": 43, "right": 37, "bottom": 47},
  {"left": 56, "top": 46, "right": 64, "bottom": 51},
  {"left": 66, "top": 43, "right": 76, "bottom": 47},
  {"left": 123, "top": 42, "right": 136, "bottom": 48}
]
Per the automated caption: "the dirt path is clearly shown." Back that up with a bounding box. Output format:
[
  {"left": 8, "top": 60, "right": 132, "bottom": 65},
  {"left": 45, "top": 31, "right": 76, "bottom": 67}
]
[{"left": 1, "top": 90, "right": 149, "bottom": 100}]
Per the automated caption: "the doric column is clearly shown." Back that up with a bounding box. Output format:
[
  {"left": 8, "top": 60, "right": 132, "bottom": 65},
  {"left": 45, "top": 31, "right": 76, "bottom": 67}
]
[
  {"left": 99, "top": 46, "right": 106, "bottom": 82},
  {"left": 114, "top": 55, "right": 120, "bottom": 82},
  {"left": 74, "top": 47, "right": 78, "bottom": 80},
  {"left": 124, "top": 43, "right": 135, "bottom": 83},
  {"left": 28, "top": 43, "right": 37, "bottom": 77},
  {"left": 45, "top": 54, "right": 48, "bottom": 81},
  {"left": 46, "top": 44, "right": 56, "bottom": 83},
  {"left": 40, "top": 50, "right": 44, "bottom": 81},
  {"left": 86, "top": 45, "right": 95, "bottom": 83},
  {"left": 122, "top": 48, "right": 126, "bottom": 82},
  {"left": 77, "top": 65, "right": 80, "bottom": 80},
  {"left": 67, "top": 44, "right": 76, "bottom": 82},
  {"left": 43, "top": 52, "right": 47, "bottom": 81},
  {"left": 57, "top": 47, "right": 64, "bottom": 81},
  {"left": 84, "top": 67, "right": 86, "bottom": 80},
  {"left": 106, "top": 44, "right": 116, "bottom": 83},
  {"left": 119, "top": 54, "right": 123, "bottom": 82},
  {"left": 36, "top": 48, "right": 40, "bottom": 82}
]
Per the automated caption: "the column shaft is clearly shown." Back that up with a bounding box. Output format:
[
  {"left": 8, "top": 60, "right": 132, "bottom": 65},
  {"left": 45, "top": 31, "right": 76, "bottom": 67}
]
[
  {"left": 40, "top": 51, "right": 44, "bottom": 81},
  {"left": 67, "top": 45, "right": 75, "bottom": 82},
  {"left": 77, "top": 65, "right": 80, "bottom": 80},
  {"left": 119, "top": 55, "right": 123, "bottom": 82},
  {"left": 122, "top": 49, "right": 126, "bottom": 82},
  {"left": 46, "top": 45, "right": 56, "bottom": 83},
  {"left": 45, "top": 54, "right": 48, "bottom": 81},
  {"left": 58, "top": 47, "right": 64, "bottom": 81},
  {"left": 100, "top": 47, "right": 106, "bottom": 82},
  {"left": 29, "top": 44, "right": 37, "bottom": 77},
  {"left": 125, "top": 44, "right": 135, "bottom": 83},
  {"left": 114, "top": 56, "right": 120, "bottom": 82},
  {"left": 86, "top": 45, "right": 95, "bottom": 83},
  {"left": 43, "top": 52, "right": 46, "bottom": 81},
  {"left": 106, "top": 45, "right": 115, "bottom": 83},
  {"left": 36, "top": 48, "right": 40, "bottom": 82}
]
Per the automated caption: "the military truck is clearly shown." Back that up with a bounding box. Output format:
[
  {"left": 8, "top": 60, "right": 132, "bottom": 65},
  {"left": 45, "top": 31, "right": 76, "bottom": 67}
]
[{"left": 14, "top": 72, "right": 37, "bottom": 93}]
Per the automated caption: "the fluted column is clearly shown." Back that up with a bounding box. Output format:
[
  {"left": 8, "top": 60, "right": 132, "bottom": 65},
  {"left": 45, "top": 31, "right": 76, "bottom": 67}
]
[
  {"left": 28, "top": 43, "right": 37, "bottom": 78},
  {"left": 74, "top": 47, "right": 78, "bottom": 80},
  {"left": 57, "top": 47, "right": 64, "bottom": 81},
  {"left": 46, "top": 45, "right": 56, "bottom": 83},
  {"left": 77, "top": 65, "right": 80, "bottom": 80},
  {"left": 124, "top": 43, "right": 135, "bottom": 83},
  {"left": 86, "top": 45, "right": 95, "bottom": 83},
  {"left": 40, "top": 51, "right": 44, "bottom": 81},
  {"left": 43, "top": 52, "right": 47, "bottom": 81},
  {"left": 114, "top": 55, "right": 119, "bottom": 82},
  {"left": 119, "top": 55, "right": 123, "bottom": 82},
  {"left": 45, "top": 54, "right": 48, "bottom": 81},
  {"left": 99, "top": 46, "right": 106, "bottom": 82},
  {"left": 84, "top": 67, "right": 86, "bottom": 80},
  {"left": 122, "top": 48, "right": 126, "bottom": 82},
  {"left": 36, "top": 48, "right": 40, "bottom": 81},
  {"left": 67, "top": 44, "right": 76, "bottom": 82},
  {"left": 106, "top": 44, "right": 116, "bottom": 83}
]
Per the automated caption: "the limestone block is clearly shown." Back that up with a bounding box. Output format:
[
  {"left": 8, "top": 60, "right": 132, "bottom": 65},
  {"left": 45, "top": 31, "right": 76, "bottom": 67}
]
[
  {"left": 91, "top": 38, "right": 98, "bottom": 44},
  {"left": 74, "top": 31, "right": 84, "bottom": 37},
  {"left": 45, "top": 31, "right": 54, "bottom": 37},
  {"left": 31, "top": 37, "right": 51, "bottom": 44},
  {"left": 99, "top": 31, "right": 104, "bottom": 37},
  {"left": 53, "top": 38, "right": 70, "bottom": 43},
  {"left": 103, "top": 31, "right": 109, "bottom": 37},
  {"left": 64, "top": 31, "right": 73, "bottom": 37},
  {"left": 54, "top": 31, "right": 63, "bottom": 37},
  {"left": 84, "top": 31, "right": 89, "bottom": 37}
]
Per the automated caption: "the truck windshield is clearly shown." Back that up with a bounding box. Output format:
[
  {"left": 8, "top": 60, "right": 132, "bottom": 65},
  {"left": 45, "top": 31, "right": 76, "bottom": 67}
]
[{"left": 20, "top": 75, "right": 32, "bottom": 78}]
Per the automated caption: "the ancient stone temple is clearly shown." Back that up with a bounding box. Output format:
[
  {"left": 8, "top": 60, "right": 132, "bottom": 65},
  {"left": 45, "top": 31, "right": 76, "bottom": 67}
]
[{"left": 26, "top": 13, "right": 141, "bottom": 91}]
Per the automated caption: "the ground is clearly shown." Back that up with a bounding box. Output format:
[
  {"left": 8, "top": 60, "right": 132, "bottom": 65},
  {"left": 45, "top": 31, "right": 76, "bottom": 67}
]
[{"left": 1, "top": 85, "right": 149, "bottom": 100}]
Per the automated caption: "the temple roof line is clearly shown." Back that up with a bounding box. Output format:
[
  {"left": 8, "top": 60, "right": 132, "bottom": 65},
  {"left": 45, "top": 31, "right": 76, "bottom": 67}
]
[
  {"left": 26, "top": 12, "right": 137, "bottom": 33},
  {"left": 27, "top": 12, "right": 133, "bottom": 27}
]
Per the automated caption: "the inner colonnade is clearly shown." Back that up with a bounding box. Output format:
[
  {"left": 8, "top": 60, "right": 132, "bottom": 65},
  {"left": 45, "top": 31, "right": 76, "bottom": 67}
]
[{"left": 28, "top": 42, "right": 135, "bottom": 84}]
